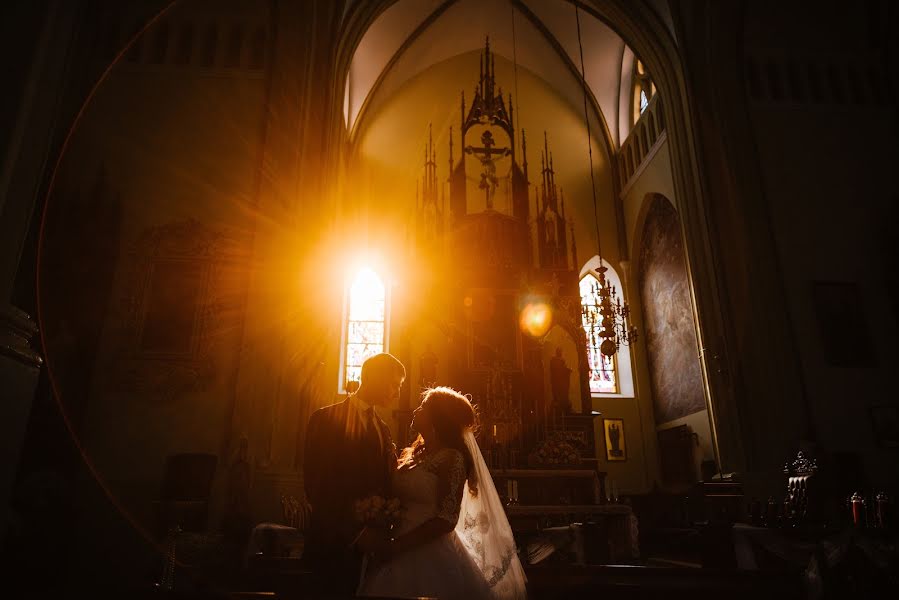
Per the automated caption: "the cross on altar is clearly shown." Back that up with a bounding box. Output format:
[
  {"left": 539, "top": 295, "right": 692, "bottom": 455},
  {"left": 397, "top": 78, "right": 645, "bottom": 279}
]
[{"left": 464, "top": 130, "right": 511, "bottom": 209}]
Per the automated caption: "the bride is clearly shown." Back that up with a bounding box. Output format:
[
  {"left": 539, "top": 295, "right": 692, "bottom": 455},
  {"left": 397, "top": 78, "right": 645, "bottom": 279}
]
[{"left": 358, "top": 387, "right": 527, "bottom": 599}]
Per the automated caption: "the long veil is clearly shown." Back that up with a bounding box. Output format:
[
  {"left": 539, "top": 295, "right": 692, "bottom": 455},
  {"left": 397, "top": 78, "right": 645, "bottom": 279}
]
[{"left": 456, "top": 431, "right": 527, "bottom": 599}]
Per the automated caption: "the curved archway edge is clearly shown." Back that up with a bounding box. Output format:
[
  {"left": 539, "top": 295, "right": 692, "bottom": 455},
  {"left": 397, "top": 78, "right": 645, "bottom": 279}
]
[{"left": 334, "top": 0, "right": 747, "bottom": 474}]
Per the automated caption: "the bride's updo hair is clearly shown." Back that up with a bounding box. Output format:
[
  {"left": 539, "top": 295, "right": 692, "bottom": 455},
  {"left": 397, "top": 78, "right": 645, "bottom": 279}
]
[{"left": 399, "top": 387, "right": 479, "bottom": 496}]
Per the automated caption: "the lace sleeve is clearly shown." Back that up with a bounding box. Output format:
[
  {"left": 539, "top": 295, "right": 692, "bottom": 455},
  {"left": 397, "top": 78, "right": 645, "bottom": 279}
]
[{"left": 432, "top": 449, "right": 467, "bottom": 525}]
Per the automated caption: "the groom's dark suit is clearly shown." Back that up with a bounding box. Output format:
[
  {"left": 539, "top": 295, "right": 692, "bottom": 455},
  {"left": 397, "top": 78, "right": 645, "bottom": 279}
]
[{"left": 303, "top": 396, "right": 396, "bottom": 586}]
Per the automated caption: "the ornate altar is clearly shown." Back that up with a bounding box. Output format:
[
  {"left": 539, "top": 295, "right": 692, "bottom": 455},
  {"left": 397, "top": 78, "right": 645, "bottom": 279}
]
[
  {"left": 405, "top": 38, "right": 594, "bottom": 463},
  {"left": 397, "top": 40, "right": 636, "bottom": 563}
]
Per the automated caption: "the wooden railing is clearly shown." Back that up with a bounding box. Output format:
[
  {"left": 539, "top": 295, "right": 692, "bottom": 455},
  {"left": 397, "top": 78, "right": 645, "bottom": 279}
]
[{"left": 618, "top": 93, "right": 666, "bottom": 191}]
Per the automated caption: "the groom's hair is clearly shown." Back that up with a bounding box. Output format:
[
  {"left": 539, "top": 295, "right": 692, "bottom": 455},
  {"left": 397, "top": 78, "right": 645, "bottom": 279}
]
[{"left": 360, "top": 353, "right": 406, "bottom": 384}]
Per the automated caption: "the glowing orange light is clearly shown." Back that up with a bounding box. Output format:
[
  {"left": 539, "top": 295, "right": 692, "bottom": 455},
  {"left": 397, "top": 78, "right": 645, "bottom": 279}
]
[
  {"left": 520, "top": 302, "right": 553, "bottom": 338},
  {"left": 345, "top": 266, "right": 387, "bottom": 386},
  {"left": 349, "top": 267, "right": 385, "bottom": 319}
]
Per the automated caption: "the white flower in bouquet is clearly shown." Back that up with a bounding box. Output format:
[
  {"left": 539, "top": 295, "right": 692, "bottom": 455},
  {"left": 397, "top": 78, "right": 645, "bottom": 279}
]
[{"left": 354, "top": 494, "right": 404, "bottom": 529}]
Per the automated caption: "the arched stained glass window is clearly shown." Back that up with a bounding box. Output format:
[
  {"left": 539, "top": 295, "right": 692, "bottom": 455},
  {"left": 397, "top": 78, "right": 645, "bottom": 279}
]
[
  {"left": 633, "top": 59, "right": 656, "bottom": 123},
  {"left": 580, "top": 274, "right": 618, "bottom": 394},
  {"left": 342, "top": 268, "right": 387, "bottom": 389}
]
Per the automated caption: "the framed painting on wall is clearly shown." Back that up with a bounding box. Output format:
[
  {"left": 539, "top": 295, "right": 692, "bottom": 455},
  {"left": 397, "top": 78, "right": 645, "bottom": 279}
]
[{"left": 603, "top": 418, "right": 627, "bottom": 461}]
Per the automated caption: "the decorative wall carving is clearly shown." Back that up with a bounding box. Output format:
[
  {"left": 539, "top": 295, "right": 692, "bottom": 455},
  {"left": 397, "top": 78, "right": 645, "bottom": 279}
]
[
  {"left": 113, "top": 218, "right": 249, "bottom": 398},
  {"left": 638, "top": 197, "right": 705, "bottom": 424}
]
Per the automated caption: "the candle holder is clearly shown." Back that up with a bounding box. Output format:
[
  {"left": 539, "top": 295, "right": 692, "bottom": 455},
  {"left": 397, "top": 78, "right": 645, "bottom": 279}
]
[
  {"left": 873, "top": 492, "right": 889, "bottom": 530},
  {"left": 849, "top": 492, "right": 866, "bottom": 528}
]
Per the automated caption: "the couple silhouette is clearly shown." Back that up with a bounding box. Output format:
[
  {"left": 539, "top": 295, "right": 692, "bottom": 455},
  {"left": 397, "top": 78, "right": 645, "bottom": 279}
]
[{"left": 303, "top": 353, "right": 526, "bottom": 599}]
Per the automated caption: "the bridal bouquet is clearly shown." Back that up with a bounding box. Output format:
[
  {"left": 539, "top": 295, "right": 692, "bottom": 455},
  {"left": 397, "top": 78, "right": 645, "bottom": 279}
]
[{"left": 354, "top": 495, "right": 403, "bottom": 530}]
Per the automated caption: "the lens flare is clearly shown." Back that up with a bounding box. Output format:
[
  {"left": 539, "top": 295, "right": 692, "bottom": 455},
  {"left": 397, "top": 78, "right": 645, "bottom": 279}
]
[{"left": 520, "top": 302, "right": 553, "bottom": 338}]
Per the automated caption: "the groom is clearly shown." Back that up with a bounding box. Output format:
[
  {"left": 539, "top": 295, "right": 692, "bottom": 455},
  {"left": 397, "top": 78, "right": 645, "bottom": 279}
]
[{"left": 303, "top": 353, "right": 405, "bottom": 594}]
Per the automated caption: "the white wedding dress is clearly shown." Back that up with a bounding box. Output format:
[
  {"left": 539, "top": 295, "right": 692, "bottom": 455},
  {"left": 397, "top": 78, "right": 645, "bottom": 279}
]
[{"left": 358, "top": 437, "right": 526, "bottom": 599}]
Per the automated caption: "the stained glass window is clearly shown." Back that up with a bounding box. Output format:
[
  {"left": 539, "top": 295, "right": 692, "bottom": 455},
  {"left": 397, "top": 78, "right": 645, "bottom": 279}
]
[
  {"left": 343, "top": 268, "right": 387, "bottom": 389},
  {"left": 580, "top": 274, "right": 618, "bottom": 395},
  {"left": 633, "top": 59, "right": 655, "bottom": 124}
]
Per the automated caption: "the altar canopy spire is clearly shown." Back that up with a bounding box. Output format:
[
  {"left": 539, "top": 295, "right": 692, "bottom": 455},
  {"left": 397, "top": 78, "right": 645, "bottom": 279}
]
[
  {"left": 463, "top": 37, "right": 512, "bottom": 136},
  {"left": 413, "top": 122, "right": 444, "bottom": 246},
  {"left": 534, "top": 133, "right": 573, "bottom": 269}
]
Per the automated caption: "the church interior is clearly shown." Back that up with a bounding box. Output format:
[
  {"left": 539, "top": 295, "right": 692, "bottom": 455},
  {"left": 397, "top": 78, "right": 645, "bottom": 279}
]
[{"left": 1, "top": 0, "right": 897, "bottom": 597}]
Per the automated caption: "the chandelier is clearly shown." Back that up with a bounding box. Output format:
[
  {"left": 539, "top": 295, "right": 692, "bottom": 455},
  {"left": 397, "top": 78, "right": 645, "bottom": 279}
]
[
  {"left": 581, "top": 267, "right": 638, "bottom": 357},
  {"left": 574, "top": 5, "right": 637, "bottom": 358}
]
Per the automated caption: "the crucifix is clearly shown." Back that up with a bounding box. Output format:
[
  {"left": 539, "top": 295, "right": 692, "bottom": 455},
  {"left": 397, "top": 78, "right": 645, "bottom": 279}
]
[{"left": 464, "top": 130, "right": 511, "bottom": 210}]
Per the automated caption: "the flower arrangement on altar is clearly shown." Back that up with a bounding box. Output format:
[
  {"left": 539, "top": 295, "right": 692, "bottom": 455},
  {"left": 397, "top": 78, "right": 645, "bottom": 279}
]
[
  {"left": 354, "top": 495, "right": 403, "bottom": 529},
  {"left": 528, "top": 438, "right": 582, "bottom": 467}
]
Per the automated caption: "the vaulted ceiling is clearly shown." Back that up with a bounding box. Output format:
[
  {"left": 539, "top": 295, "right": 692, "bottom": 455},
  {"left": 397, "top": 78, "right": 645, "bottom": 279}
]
[{"left": 345, "top": 0, "right": 664, "bottom": 149}]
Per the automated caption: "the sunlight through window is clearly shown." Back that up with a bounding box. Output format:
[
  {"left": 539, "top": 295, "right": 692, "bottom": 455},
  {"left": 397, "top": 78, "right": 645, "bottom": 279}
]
[
  {"left": 344, "top": 267, "right": 387, "bottom": 387},
  {"left": 633, "top": 59, "right": 655, "bottom": 124}
]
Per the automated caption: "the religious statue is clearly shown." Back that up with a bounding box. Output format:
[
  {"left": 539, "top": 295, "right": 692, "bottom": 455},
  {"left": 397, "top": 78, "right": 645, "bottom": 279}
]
[
  {"left": 419, "top": 344, "right": 438, "bottom": 388},
  {"left": 608, "top": 423, "right": 623, "bottom": 457},
  {"left": 549, "top": 347, "right": 572, "bottom": 414},
  {"left": 544, "top": 206, "right": 558, "bottom": 245}
]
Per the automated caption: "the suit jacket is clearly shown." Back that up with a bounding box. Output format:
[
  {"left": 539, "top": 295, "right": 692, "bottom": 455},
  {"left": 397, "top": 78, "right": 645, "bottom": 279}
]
[{"left": 303, "top": 397, "right": 396, "bottom": 559}]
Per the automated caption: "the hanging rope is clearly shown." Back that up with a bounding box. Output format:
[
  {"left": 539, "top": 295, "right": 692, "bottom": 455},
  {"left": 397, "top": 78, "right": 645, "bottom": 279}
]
[{"left": 574, "top": 3, "right": 603, "bottom": 265}]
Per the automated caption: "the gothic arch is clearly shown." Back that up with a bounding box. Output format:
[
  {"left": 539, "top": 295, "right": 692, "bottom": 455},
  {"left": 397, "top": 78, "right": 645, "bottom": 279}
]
[
  {"left": 332, "top": 0, "right": 744, "bottom": 472},
  {"left": 633, "top": 194, "right": 722, "bottom": 478},
  {"left": 337, "top": 0, "right": 619, "bottom": 152},
  {"left": 580, "top": 1, "right": 744, "bottom": 472},
  {"left": 630, "top": 192, "right": 675, "bottom": 265}
]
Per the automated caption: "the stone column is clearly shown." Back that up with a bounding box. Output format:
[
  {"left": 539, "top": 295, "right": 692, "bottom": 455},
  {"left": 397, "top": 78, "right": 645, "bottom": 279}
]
[
  {"left": 0, "top": 1, "right": 77, "bottom": 529},
  {"left": 228, "top": 0, "right": 347, "bottom": 522},
  {"left": 0, "top": 306, "right": 42, "bottom": 530},
  {"left": 671, "top": 0, "right": 811, "bottom": 480}
]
